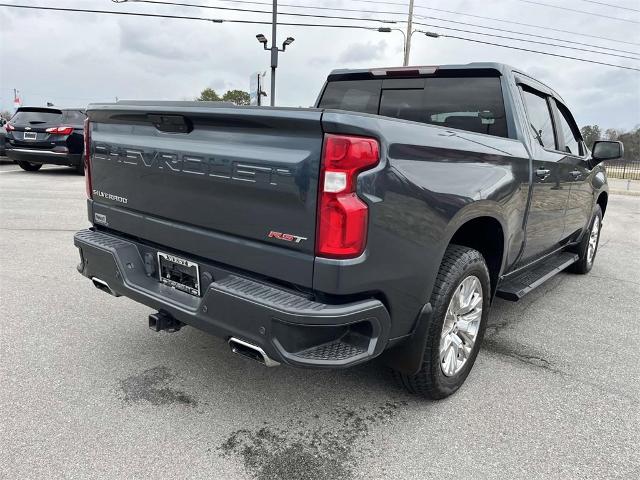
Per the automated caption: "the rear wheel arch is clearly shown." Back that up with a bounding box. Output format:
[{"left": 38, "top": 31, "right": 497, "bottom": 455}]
[
  {"left": 382, "top": 212, "right": 506, "bottom": 375},
  {"left": 446, "top": 215, "right": 505, "bottom": 296},
  {"left": 392, "top": 244, "right": 491, "bottom": 398}
]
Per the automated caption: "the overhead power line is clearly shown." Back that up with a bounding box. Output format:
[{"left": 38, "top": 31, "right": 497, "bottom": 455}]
[
  {"left": 157, "top": 0, "right": 640, "bottom": 48},
  {"left": 411, "top": 3, "right": 640, "bottom": 47},
  {"left": 336, "top": 0, "right": 407, "bottom": 6},
  {"left": 576, "top": 0, "right": 640, "bottom": 13},
  {"left": 117, "top": 0, "right": 640, "bottom": 56},
  {"left": 352, "top": 0, "right": 640, "bottom": 19},
  {"left": 508, "top": 0, "right": 640, "bottom": 24},
  {"left": 308, "top": 0, "right": 640, "bottom": 46},
  {"left": 412, "top": 20, "right": 640, "bottom": 60},
  {"left": 420, "top": 31, "right": 640, "bottom": 72},
  {"left": 209, "top": 0, "right": 407, "bottom": 11},
  {"left": 1, "top": 3, "right": 638, "bottom": 72},
  {"left": 0, "top": 3, "right": 380, "bottom": 29},
  {"left": 114, "top": 0, "right": 401, "bottom": 24},
  {"left": 413, "top": 14, "right": 640, "bottom": 56}
]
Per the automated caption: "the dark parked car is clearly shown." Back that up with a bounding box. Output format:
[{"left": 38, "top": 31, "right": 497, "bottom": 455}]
[
  {"left": 0, "top": 117, "right": 10, "bottom": 157},
  {"left": 0, "top": 120, "right": 6, "bottom": 157},
  {"left": 74, "top": 63, "right": 622, "bottom": 399},
  {"left": 5, "top": 107, "right": 87, "bottom": 173}
]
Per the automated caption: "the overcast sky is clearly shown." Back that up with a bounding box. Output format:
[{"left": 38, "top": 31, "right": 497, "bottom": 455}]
[{"left": 1, "top": 0, "right": 639, "bottom": 130}]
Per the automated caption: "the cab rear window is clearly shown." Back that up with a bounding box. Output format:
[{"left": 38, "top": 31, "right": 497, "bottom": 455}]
[
  {"left": 318, "top": 76, "right": 508, "bottom": 138},
  {"left": 318, "top": 80, "right": 382, "bottom": 114}
]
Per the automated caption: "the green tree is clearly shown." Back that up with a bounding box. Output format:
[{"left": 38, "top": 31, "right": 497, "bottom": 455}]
[
  {"left": 196, "top": 88, "right": 221, "bottom": 101},
  {"left": 222, "top": 89, "right": 251, "bottom": 106},
  {"left": 580, "top": 125, "right": 601, "bottom": 149},
  {"left": 581, "top": 125, "right": 640, "bottom": 161},
  {"left": 616, "top": 126, "right": 639, "bottom": 160},
  {"left": 604, "top": 128, "right": 621, "bottom": 141}
]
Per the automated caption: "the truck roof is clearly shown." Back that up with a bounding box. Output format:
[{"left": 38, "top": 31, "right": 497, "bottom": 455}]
[
  {"left": 326, "top": 62, "right": 563, "bottom": 102},
  {"left": 328, "top": 61, "right": 514, "bottom": 77}
]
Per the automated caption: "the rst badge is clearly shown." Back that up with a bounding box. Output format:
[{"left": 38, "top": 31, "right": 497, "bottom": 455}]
[{"left": 268, "top": 231, "right": 307, "bottom": 244}]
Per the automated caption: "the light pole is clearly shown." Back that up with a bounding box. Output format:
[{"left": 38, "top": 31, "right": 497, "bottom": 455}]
[
  {"left": 376, "top": 27, "right": 405, "bottom": 60},
  {"left": 376, "top": 27, "right": 421, "bottom": 65},
  {"left": 256, "top": 1, "right": 294, "bottom": 106},
  {"left": 404, "top": 0, "right": 414, "bottom": 66}
]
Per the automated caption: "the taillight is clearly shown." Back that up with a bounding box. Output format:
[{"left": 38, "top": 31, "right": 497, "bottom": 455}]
[
  {"left": 45, "top": 126, "right": 74, "bottom": 135},
  {"left": 5, "top": 123, "right": 15, "bottom": 131},
  {"left": 84, "top": 117, "right": 92, "bottom": 198},
  {"left": 316, "top": 134, "right": 380, "bottom": 258}
]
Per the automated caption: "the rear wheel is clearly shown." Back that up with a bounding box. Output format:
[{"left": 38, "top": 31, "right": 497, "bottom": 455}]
[
  {"left": 568, "top": 205, "right": 602, "bottom": 274},
  {"left": 17, "top": 161, "right": 42, "bottom": 172},
  {"left": 394, "top": 245, "right": 490, "bottom": 399}
]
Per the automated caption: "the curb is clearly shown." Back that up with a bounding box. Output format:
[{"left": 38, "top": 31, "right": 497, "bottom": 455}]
[{"left": 610, "top": 189, "right": 640, "bottom": 197}]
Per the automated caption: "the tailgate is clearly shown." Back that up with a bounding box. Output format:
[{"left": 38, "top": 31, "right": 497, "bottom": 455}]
[
  {"left": 8, "top": 108, "right": 64, "bottom": 149},
  {"left": 87, "top": 103, "right": 323, "bottom": 287}
]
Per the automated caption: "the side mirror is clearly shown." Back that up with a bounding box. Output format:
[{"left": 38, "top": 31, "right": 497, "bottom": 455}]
[{"left": 591, "top": 140, "right": 624, "bottom": 164}]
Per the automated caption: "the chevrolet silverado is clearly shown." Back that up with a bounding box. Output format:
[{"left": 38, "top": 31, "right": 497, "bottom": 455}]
[{"left": 74, "top": 63, "right": 623, "bottom": 398}]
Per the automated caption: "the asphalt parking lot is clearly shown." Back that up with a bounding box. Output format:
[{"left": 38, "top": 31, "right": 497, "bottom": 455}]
[{"left": 1, "top": 160, "right": 638, "bottom": 480}]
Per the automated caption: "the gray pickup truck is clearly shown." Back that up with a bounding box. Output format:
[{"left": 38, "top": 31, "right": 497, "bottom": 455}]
[{"left": 74, "top": 63, "right": 623, "bottom": 399}]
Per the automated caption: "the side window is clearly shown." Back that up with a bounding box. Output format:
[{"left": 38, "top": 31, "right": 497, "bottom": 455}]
[
  {"left": 521, "top": 89, "right": 557, "bottom": 150},
  {"left": 554, "top": 101, "right": 582, "bottom": 156},
  {"left": 422, "top": 77, "right": 508, "bottom": 138}
]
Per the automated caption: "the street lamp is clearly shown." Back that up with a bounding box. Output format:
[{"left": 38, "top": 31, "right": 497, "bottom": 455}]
[
  {"left": 374, "top": 27, "right": 411, "bottom": 65},
  {"left": 255, "top": 33, "right": 295, "bottom": 106},
  {"left": 256, "top": 34, "right": 268, "bottom": 46},
  {"left": 255, "top": 1, "right": 295, "bottom": 106},
  {"left": 282, "top": 37, "right": 294, "bottom": 49},
  {"left": 375, "top": 28, "right": 440, "bottom": 65}
]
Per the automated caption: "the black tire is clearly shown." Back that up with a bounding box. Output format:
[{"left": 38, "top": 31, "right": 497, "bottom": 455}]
[
  {"left": 17, "top": 161, "right": 42, "bottom": 172},
  {"left": 394, "top": 245, "right": 491, "bottom": 399},
  {"left": 74, "top": 158, "right": 85, "bottom": 175},
  {"left": 568, "top": 205, "right": 602, "bottom": 274}
]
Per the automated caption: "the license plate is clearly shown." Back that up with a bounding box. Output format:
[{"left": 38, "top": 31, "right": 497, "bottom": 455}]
[
  {"left": 23, "top": 132, "right": 37, "bottom": 141},
  {"left": 157, "top": 252, "right": 200, "bottom": 296}
]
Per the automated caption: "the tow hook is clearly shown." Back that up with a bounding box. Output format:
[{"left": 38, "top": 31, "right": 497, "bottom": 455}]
[{"left": 148, "top": 311, "right": 184, "bottom": 333}]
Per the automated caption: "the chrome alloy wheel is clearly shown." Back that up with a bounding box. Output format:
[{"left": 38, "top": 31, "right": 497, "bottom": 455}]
[
  {"left": 440, "top": 275, "right": 483, "bottom": 377},
  {"left": 587, "top": 216, "right": 600, "bottom": 265}
]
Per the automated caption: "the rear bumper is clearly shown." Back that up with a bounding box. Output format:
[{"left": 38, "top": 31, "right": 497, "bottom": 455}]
[
  {"left": 74, "top": 229, "right": 391, "bottom": 368},
  {"left": 6, "top": 147, "right": 81, "bottom": 166}
]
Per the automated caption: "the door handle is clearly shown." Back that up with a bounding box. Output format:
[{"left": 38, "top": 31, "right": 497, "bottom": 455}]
[
  {"left": 535, "top": 168, "right": 551, "bottom": 180},
  {"left": 570, "top": 170, "right": 582, "bottom": 180}
]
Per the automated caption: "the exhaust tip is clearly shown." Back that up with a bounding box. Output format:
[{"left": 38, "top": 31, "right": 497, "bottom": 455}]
[
  {"left": 91, "top": 277, "right": 120, "bottom": 297},
  {"left": 229, "top": 338, "right": 280, "bottom": 367}
]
